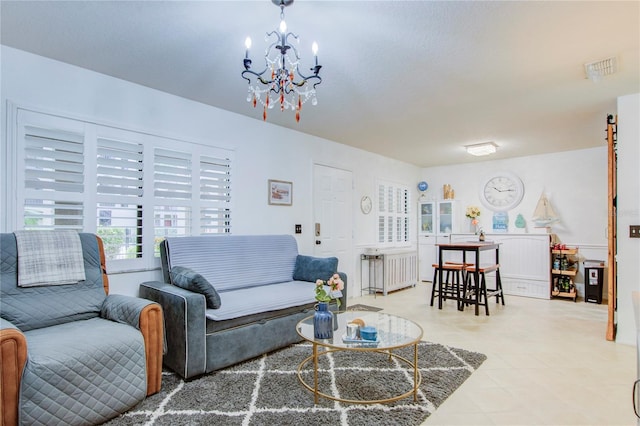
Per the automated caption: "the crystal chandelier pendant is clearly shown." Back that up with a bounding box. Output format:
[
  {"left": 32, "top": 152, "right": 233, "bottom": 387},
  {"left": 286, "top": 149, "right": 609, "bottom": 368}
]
[{"left": 241, "top": 0, "right": 322, "bottom": 122}]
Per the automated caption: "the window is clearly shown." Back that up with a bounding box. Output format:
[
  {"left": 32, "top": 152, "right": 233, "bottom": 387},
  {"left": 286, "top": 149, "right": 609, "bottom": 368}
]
[
  {"left": 199, "top": 155, "right": 232, "bottom": 234},
  {"left": 11, "top": 107, "right": 233, "bottom": 271},
  {"left": 96, "top": 137, "right": 144, "bottom": 260},
  {"left": 377, "top": 180, "right": 410, "bottom": 245},
  {"left": 21, "top": 123, "right": 85, "bottom": 231},
  {"left": 153, "top": 147, "right": 192, "bottom": 250}
]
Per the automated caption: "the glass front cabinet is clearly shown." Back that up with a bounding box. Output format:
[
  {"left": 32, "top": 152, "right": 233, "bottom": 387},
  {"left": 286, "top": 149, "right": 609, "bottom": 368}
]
[
  {"left": 419, "top": 201, "right": 435, "bottom": 234},
  {"left": 438, "top": 200, "right": 455, "bottom": 234},
  {"left": 418, "top": 200, "right": 457, "bottom": 235}
]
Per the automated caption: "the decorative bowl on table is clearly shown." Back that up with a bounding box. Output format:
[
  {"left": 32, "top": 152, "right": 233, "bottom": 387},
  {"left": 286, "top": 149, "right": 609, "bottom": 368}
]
[{"left": 359, "top": 326, "right": 378, "bottom": 341}]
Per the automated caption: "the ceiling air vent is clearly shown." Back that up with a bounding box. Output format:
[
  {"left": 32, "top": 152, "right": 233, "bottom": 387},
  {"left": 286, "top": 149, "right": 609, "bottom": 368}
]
[{"left": 584, "top": 57, "right": 617, "bottom": 82}]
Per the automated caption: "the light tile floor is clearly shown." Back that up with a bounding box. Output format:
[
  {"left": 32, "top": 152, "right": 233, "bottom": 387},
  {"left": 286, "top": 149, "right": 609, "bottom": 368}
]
[{"left": 348, "top": 282, "right": 637, "bottom": 425}]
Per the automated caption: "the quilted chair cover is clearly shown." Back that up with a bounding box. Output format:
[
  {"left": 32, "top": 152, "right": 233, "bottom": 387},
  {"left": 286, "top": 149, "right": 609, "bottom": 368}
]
[{"left": 0, "top": 232, "right": 163, "bottom": 426}]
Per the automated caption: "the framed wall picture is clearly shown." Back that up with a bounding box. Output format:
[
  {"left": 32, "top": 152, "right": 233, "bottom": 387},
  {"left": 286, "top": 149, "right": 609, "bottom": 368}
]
[{"left": 268, "top": 179, "right": 293, "bottom": 206}]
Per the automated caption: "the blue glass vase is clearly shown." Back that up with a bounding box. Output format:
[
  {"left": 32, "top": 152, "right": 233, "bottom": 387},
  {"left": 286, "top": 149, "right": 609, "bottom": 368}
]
[{"left": 314, "top": 302, "right": 334, "bottom": 339}]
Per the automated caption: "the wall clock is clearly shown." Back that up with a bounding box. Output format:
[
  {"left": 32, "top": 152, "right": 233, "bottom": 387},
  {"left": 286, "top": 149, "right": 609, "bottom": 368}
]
[
  {"left": 360, "top": 196, "right": 372, "bottom": 214},
  {"left": 480, "top": 171, "right": 524, "bottom": 212}
]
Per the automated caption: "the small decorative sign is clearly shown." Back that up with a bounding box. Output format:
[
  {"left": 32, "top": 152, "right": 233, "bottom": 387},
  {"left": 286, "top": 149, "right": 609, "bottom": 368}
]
[{"left": 492, "top": 211, "right": 509, "bottom": 233}]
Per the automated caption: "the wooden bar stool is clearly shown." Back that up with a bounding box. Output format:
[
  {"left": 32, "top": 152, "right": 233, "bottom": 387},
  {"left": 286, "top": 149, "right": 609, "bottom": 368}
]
[
  {"left": 430, "top": 262, "right": 465, "bottom": 310},
  {"left": 463, "top": 264, "right": 504, "bottom": 316}
]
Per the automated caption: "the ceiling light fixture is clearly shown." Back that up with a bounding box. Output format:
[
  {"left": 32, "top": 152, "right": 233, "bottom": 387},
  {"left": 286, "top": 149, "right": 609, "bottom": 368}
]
[
  {"left": 242, "top": 0, "right": 322, "bottom": 123},
  {"left": 466, "top": 142, "right": 498, "bottom": 156}
]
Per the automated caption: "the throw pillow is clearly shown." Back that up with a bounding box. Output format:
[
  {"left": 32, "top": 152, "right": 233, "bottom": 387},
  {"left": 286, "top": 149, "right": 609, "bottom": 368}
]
[
  {"left": 293, "top": 255, "right": 338, "bottom": 282},
  {"left": 170, "top": 266, "right": 222, "bottom": 309}
]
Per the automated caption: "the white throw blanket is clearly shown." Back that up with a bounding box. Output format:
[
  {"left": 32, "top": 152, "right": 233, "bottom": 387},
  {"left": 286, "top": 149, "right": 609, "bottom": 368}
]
[{"left": 15, "top": 230, "right": 86, "bottom": 287}]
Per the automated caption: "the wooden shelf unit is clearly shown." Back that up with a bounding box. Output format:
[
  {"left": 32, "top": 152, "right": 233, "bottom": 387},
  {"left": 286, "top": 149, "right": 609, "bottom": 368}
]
[{"left": 550, "top": 248, "right": 579, "bottom": 302}]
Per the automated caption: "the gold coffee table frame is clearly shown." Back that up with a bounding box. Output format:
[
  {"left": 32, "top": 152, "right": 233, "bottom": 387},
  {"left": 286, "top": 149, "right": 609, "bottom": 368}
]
[{"left": 295, "top": 311, "right": 424, "bottom": 405}]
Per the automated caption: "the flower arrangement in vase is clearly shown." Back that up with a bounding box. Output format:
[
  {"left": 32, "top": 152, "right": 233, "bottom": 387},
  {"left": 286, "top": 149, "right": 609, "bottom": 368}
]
[
  {"left": 315, "top": 273, "right": 344, "bottom": 309},
  {"left": 313, "top": 274, "right": 344, "bottom": 339},
  {"left": 465, "top": 205, "right": 481, "bottom": 234}
]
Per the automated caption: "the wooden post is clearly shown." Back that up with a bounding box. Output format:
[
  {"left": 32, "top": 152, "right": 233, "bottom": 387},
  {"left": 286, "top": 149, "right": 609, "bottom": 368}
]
[{"left": 606, "top": 114, "right": 617, "bottom": 341}]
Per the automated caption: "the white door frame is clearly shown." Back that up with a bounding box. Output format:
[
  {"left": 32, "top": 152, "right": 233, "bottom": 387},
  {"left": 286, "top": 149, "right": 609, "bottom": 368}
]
[{"left": 312, "top": 163, "right": 354, "bottom": 299}]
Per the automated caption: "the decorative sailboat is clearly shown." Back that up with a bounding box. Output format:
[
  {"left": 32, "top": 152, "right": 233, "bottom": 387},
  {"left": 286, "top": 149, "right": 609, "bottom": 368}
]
[{"left": 532, "top": 193, "right": 560, "bottom": 232}]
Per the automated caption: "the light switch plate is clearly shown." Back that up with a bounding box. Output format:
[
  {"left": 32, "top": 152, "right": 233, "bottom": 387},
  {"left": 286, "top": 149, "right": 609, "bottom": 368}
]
[{"left": 630, "top": 225, "right": 640, "bottom": 238}]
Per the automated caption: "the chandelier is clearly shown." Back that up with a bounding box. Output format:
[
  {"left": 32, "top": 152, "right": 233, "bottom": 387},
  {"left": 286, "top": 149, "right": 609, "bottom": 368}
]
[{"left": 242, "top": 0, "right": 322, "bottom": 122}]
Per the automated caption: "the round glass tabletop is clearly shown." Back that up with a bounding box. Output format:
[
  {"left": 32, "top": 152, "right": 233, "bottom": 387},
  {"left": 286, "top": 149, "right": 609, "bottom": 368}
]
[{"left": 296, "top": 311, "right": 423, "bottom": 350}]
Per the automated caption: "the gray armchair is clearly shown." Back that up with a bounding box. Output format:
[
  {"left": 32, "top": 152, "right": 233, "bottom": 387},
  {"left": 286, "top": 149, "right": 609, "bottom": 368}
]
[{"left": 0, "top": 232, "right": 163, "bottom": 426}]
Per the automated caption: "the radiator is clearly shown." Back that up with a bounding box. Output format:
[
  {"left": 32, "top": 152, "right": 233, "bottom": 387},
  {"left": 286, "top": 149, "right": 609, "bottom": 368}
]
[
  {"left": 383, "top": 251, "right": 418, "bottom": 294},
  {"left": 361, "top": 250, "right": 418, "bottom": 296},
  {"left": 362, "top": 249, "right": 418, "bottom": 296}
]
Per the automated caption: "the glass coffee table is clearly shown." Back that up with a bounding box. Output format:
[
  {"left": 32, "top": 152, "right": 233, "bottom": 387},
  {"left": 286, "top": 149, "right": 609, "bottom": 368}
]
[{"left": 296, "top": 311, "right": 423, "bottom": 404}]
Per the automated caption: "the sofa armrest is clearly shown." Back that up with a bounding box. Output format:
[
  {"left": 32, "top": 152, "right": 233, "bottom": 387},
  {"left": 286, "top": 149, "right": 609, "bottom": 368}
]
[
  {"left": 139, "top": 281, "right": 207, "bottom": 379},
  {"left": 0, "top": 319, "right": 27, "bottom": 426},
  {"left": 101, "top": 295, "right": 163, "bottom": 396}
]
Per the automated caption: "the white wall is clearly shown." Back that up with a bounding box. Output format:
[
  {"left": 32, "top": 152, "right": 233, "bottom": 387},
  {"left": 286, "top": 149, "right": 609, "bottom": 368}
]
[
  {"left": 0, "top": 46, "right": 421, "bottom": 295},
  {"left": 616, "top": 93, "right": 640, "bottom": 346},
  {"left": 421, "top": 148, "right": 608, "bottom": 246}
]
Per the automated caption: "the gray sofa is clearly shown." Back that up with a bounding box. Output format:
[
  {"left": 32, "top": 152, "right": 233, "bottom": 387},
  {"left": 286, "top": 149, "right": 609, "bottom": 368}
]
[
  {"left": 140, "top": 234, "right": 346, "bottom": 379},
  {"left": 0, "top": 232, "right": 163, "bottom": 426}
]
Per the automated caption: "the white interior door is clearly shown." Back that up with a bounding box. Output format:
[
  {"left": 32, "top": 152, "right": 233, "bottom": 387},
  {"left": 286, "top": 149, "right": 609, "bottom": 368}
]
[{"left": 313, "top": 164, "right": 353, "bottom": 296}]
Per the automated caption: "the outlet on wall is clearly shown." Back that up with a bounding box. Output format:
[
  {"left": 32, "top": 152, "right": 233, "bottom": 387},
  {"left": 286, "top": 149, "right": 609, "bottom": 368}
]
[{"left": 630, "top": 225, "right": 640, "bottom": 238}]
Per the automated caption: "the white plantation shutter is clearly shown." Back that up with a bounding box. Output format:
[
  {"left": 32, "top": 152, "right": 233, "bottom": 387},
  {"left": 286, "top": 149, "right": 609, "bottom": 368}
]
[
  {"left": 153, "top": 148, "right": 192, "bottom": 248},
  {"left": 11, "top": 107, "right": 234, "bottom": 271},
  {"left": 377, "top": 181, "right": 411, "bottom": 245},
  {"left": 22, "top": 123, "right": 85, "bottom": 230},
  {"left": 199, "top": 155, "right": 231, "bottom": 234},
  {"left": 96, "top": 137, "right": 144, "bottom": 260},
  {"left": 399, "top": 187, "right": 409, "bottom": 242},
  {"left": 154, "top": 148, "right": 192, "bottom": 200}
]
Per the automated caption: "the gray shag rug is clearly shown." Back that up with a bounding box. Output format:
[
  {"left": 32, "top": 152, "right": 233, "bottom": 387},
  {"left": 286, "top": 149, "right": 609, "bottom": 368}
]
[{"left": 105, "top": 341, "right": 486, "bottom": 425}]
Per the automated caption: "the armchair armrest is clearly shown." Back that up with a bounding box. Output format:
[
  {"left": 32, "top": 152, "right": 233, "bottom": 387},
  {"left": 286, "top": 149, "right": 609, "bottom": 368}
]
[
  {"left": 101, "top": 295, "right": 163, "bottom": 396},
  {"left": 1, "top": 319, "right": 27, "bottom": 426},
  {"left": 139, "top": 281, "right": 207, "bottom": 379}
]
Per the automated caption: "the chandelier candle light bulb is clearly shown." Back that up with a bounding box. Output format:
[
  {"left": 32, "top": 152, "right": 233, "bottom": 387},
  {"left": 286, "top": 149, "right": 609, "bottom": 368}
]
[{"left": 244, "top": 37, "right": 251, "bottom": 57}]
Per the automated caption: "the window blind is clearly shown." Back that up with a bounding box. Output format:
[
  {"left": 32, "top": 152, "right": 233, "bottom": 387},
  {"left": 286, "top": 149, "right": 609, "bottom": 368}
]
[
  {"left": 23, "top": 125, "right": 85, "bottom": 230},
  {"left": 377, "top": 181, "right": 411, "bottom": 245},
  {"left": 152, "top": 147, "right": 192, "bottom": 255},
  {"left": 199, "top": 155, "right": 232, "bottom": 234},
  {"left": 13, "top": 107, "right": 234, "bottom": 271},
  {"left": 96, "top": 137, "right": 144, "bottom": 259}
]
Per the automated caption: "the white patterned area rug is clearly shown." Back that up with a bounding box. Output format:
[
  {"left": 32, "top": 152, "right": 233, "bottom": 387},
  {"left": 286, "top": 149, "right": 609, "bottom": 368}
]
[{"left": 105, "top": 341, "right": 486, "bottom": 426}]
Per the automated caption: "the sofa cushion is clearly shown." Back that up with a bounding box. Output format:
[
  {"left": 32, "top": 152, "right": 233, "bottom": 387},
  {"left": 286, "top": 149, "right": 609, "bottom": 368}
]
[
  {"left": 164, "top": 235, "right": 299, "bottom": 292},
  {"left": 293, "top": 255, "right": 338, "bottom": 282},
  {"left": 206, "top": 281, "right": 317, "bottom": 321},
  {"left": 170, "top": 266, "right": 221, "bottom": 309}
]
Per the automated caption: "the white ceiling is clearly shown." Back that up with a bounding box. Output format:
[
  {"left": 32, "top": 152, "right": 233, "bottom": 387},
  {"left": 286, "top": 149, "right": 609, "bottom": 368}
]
[{"left": 1, "top": 1, "right": 638, "bottom": 167}]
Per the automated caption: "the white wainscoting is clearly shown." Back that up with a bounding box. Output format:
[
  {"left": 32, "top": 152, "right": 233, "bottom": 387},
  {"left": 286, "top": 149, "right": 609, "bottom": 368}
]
[{"left": 450, "top": 233, "right": 551, "bottom": 299}]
